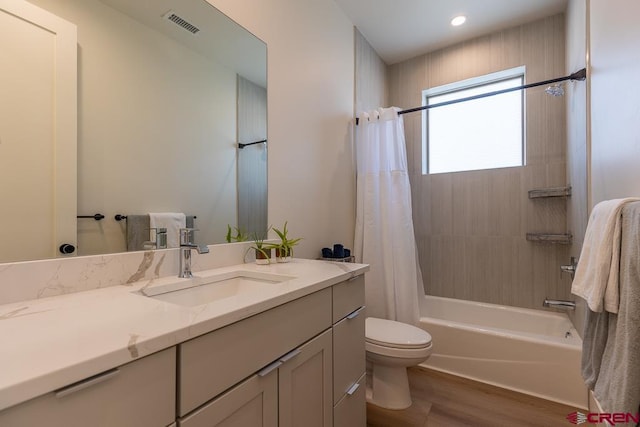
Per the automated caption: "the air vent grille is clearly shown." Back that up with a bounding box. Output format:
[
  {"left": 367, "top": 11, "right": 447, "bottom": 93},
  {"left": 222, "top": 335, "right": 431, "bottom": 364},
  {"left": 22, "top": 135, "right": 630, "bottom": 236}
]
[{"left": 163, "top": 10, "right": 200, "bottom": 34}]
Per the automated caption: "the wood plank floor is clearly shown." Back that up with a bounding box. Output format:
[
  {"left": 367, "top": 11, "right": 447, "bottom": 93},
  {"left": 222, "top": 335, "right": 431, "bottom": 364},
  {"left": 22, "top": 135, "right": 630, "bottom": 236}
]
[{"left": 366, "top": 367, "right": 579, "bottom": 427}]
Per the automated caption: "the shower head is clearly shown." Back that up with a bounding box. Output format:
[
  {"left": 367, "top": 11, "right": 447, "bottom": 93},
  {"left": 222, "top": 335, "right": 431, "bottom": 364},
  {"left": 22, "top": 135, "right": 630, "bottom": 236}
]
[{"left": 545, "top": 83, "right": 565, "bottom": 97}]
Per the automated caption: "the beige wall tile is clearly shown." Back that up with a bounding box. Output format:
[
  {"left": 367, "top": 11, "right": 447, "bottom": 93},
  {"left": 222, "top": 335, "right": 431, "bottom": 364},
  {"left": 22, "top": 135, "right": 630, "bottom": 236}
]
[{"left": 388, "top": 14, "right": 571, "bottom": 310}]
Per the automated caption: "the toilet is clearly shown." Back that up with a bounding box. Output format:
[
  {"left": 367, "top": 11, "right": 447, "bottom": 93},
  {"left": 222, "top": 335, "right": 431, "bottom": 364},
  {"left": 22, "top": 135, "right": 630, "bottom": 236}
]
[{"left": 365, "top": 317, "right": 433, "bottom": 410}]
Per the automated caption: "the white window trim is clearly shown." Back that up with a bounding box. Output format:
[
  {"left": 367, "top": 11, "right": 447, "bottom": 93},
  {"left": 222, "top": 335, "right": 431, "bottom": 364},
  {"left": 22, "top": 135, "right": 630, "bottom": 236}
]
[{"left": 421, "top": 66, "right": 526, "bottom": 174}]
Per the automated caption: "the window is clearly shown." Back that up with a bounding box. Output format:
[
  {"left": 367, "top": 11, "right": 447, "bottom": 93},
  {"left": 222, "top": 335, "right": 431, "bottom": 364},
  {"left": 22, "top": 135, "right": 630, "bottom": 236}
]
[{"left": 423, "top": 67, "right": 525, "bottom": 174}]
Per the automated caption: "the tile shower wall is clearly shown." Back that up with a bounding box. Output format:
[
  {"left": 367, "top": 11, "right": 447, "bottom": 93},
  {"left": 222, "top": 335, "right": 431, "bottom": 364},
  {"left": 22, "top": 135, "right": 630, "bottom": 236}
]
[
  {"left": 237, "top": 76, "right": 268, "bottom": 238},
  {"left": 565, "top": 0, "right": 589, "bottom": 334},
  {"left": 388, "top": 15, "right": 573, "bottom": 309}
]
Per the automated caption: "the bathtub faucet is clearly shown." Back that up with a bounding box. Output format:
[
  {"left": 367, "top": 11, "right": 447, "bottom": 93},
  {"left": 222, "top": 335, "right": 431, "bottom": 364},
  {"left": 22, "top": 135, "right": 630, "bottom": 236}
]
[{"left": 543, "top": 298, "right": 576, "bottom": 310}]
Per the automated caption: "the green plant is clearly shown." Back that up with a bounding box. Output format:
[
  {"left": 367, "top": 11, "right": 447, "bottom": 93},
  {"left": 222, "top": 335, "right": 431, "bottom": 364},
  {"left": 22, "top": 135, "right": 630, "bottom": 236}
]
[
  {"left": 273, "top": 221, "right": 302, "bottom": 258},
  {"left": 245, "top": 228, "right": 274, "bottom": 263},
  {"left": 226, "top": 225, "right": 248, "bottom": 243}
]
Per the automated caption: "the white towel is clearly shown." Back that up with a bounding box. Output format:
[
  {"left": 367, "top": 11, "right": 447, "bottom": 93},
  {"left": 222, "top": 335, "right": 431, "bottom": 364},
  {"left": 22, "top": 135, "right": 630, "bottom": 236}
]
[
  {"left": 149, "top": 213, "right": 186, "bottom": 249},
  {"left": 571, "top": 198, "right": 640, "bottom": 313}
]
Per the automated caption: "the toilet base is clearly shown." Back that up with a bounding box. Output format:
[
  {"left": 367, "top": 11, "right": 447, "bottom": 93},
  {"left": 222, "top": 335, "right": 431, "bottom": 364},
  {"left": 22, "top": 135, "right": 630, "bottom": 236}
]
[{"left": 366, "top": 364, "right": 412, "bottom": 410}]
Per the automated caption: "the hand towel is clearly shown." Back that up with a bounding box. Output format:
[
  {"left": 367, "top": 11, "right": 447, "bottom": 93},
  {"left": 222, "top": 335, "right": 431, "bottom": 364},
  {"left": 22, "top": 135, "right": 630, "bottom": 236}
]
[
  {"left": 149, "top": 213, "right": 186, "bottom": 249},
  {"left": 571, "top": 197, "right": 640, "bottom": 313},
  {"left": 592, "top": 201, "right": 640, "bottom": 414},
  {"left": 126, "top": 215, "right": 150, "bottom": 251}
]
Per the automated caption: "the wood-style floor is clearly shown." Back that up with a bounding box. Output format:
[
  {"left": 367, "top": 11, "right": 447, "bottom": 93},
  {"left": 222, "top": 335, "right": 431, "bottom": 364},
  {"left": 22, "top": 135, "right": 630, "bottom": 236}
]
[{"left": 366, "top": 367, "right": 578, "bottom": 427}]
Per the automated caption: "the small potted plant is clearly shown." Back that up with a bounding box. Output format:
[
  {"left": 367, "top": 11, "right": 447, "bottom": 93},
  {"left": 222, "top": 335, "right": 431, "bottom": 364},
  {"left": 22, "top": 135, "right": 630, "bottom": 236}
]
[
  {"left": 246, "top": 230, "right": 273, "bottom": 265},
  {"left": 273, "top": 221, "right": 301, "bottom": 263}
]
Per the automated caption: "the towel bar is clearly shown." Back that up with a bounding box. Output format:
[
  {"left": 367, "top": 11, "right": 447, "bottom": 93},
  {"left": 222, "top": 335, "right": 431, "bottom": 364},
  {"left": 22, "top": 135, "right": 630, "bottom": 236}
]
[
  {"left": 116, "top": 214, "right": 196, "bottom": 221},
  {"left": 77, "top": 214, "right": 104, "bottom": 221}
]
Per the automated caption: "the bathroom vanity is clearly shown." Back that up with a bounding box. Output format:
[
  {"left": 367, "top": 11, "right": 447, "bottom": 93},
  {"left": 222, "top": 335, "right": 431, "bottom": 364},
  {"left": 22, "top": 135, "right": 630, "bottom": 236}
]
[{"left": 0, "top": 259, "right": 367, "bottom": 426}]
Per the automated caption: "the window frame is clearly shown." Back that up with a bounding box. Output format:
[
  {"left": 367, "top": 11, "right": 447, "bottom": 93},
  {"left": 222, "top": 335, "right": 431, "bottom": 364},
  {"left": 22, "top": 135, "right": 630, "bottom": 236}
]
[{"left": 421, "top": 66, "right": 526, "bottom": 175}]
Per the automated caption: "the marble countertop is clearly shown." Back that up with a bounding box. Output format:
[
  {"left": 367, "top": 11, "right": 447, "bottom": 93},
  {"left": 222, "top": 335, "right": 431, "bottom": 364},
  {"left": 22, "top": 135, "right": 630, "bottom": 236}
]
[{"left": 0, "top": 259, "right": 368, "bottom": 411}]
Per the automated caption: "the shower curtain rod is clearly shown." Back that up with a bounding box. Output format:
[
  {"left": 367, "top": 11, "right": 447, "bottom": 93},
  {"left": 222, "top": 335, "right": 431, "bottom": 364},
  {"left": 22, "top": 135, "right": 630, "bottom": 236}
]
[{"left": 355, "top": 68, "right": 587, "bottom": 125}]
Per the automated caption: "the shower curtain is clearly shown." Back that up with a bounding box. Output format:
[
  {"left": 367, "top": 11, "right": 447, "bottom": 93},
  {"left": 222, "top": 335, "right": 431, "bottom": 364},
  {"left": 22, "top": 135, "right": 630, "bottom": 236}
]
[{"left": 354, "top": 107, "right": 423, "bottom": 325}]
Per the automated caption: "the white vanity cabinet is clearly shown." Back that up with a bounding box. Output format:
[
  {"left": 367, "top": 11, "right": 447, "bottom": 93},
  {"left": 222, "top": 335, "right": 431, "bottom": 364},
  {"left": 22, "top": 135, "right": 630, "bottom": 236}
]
[
  {"left": 0, "top": 347, "right": 176, "bottom": 427},
  {"left": 177, "top": 274, "right": 366, "bottom": 427},
  {"left": 177, "top": 287, "right": 333, "bottom": 426},
  {"left": 332, "top": 275, "right": 366, "bottom": 427},
  {"left": 0, "top": 269, "right": 367, "bottom": 427}
]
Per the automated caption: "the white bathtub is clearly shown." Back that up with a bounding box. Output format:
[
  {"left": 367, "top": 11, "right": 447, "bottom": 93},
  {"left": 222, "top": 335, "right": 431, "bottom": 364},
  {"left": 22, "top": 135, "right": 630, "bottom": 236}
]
[{"left": 419, "top": 295, "right": 588, "bottom": 409}]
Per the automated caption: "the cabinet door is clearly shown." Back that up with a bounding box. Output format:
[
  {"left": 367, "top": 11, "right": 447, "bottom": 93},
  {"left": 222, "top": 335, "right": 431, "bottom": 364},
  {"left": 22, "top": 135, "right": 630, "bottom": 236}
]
[
  {"left": 278, "top": 329, "right": 333, "bottom": 427},
  {"left": 0, "top": 348, "right": 175, "bottom": 427},
  {"left": 178, "top": 370, "right": 277, "bottom": 427}
]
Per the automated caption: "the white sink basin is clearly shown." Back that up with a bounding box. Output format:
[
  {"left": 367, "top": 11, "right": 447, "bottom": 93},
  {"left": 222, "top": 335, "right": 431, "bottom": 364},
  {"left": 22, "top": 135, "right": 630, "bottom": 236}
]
[{"left": 141, "top": 270, "right": 296, "bottom": 307}]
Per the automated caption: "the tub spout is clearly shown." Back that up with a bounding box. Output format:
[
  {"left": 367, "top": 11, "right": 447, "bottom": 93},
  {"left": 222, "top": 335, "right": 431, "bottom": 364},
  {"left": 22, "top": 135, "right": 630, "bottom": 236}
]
[{"left": 543, "top": 298, "right": 576, "bottom": 310}]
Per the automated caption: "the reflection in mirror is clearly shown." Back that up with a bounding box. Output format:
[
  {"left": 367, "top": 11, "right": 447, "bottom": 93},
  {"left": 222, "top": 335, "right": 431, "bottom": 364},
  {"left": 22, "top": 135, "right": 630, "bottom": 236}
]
[{"left": 0, "top": 0, "right": 267, "bottom": 263}]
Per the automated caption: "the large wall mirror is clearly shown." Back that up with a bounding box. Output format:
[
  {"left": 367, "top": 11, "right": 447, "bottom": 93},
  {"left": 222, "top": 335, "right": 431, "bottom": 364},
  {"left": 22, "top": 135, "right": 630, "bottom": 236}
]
[{"left": 0, "top": 0, "right": 267, "bottom": 263}]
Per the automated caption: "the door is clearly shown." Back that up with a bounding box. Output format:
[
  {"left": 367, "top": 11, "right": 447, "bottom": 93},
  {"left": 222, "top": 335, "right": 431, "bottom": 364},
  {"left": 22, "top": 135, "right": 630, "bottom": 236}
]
[
  {"left": 178, "top": 370, "right": 278, "bottom": 427},
  {"left": 278, "top": 329, "right": 333, "bottom": 427},
  {"left": 0, "top": 0, "right": 77, "bottom": 262}
]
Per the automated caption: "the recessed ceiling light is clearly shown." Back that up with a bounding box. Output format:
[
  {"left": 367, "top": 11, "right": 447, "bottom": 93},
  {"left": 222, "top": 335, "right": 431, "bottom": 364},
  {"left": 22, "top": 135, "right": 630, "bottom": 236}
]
[{"left": 451, "top": 15, "right": 467, "bottom": 27}]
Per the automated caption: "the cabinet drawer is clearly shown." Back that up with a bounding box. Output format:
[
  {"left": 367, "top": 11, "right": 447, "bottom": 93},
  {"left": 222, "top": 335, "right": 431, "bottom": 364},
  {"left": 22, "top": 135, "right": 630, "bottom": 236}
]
[
  {"left": 0, "top": 348, "right": 176, "bottom": 427},
  {"left": 332, "top": 275, "right": 365, "bottom": 323},
  {"left": 333, "top": 308, "right": 365, "bottom": 403},
  {"left": 178, "top": 370, "right": 277, "bottom": 427},
  {"left": 334, "top": 373, "right": 366, "bottom": 427},
  {"left": 179, "top": 288, "right": 332, "bottom": 416}
]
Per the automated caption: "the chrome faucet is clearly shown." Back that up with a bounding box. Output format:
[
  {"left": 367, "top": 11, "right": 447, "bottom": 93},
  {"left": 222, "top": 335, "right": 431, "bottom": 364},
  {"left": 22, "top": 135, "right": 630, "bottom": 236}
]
[
  {"left": 179, "top": 228, "right": 210, "bottom": 278},
  {"left": 543, "top": 298, "right": 576, "bottom": 310},
  {"left": 560, "top": 257, "right": 578, "bottom": 279}
]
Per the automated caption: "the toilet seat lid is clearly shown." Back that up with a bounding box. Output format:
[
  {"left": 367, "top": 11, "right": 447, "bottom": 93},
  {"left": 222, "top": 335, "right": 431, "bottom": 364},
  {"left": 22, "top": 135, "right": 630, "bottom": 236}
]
[{"left": 365, "top": 317, "right": 432, "bottom": 349}]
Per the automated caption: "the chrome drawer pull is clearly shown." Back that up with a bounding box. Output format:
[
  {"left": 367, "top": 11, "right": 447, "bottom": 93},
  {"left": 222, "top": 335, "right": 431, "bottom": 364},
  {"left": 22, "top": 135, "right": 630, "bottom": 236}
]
[
  {"left": 346, "top": 382, "right": 360, "bottom": 396},
  {"left": 55, "top": 368, "right": 120, "bottom": 398},
  {"left": 346, "top": 306, "right": 365, "bottom": 320},
  {"left": 279, "top": 349, "right": 301, "bottom": 363},
  {"left": 258, "top": 360, "right": 283, "bottom": 377},
  {"left": 347, "top": 274, "right": 361, "bottom": 282}
]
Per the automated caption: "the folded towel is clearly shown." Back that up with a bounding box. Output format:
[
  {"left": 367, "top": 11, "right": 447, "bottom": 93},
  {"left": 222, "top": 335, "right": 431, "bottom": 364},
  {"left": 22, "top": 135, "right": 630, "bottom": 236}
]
[
  {"left": 126, "top": 215, "right": 150, "bottom": 251},
  {"left": 149, "top": 213, "right": 186, "bottom": 249},
  {"left": 571, "top": 198, "right": 640, "bottom": 313},
  {"left": 592, "top": 201, "right": 640, "bottom": 414}
]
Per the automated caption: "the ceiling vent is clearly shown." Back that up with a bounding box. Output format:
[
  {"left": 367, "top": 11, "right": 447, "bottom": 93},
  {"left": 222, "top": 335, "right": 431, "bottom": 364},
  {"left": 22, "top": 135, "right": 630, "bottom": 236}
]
[{"left": 162, "top": 10, "right": 200, "bottom": 35}]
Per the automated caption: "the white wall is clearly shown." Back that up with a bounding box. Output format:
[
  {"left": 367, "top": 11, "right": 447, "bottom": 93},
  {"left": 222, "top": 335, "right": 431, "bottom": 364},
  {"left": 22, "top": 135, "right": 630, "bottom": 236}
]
[
  {"left": 207, "top": 0, "right": 356, "bottom": 258},
  {"left": 355, "top": 29, "right": 388, "bottom": 113},
  {"left": 590, "top": 0, "right": 640, "bottom": 203}
]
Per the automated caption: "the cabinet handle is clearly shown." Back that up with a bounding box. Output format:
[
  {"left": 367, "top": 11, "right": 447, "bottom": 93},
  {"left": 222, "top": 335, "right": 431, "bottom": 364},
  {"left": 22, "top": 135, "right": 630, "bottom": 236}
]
[
  {"left": 347, "top": 274, "right": 361, "bottom": 282},
  {"left": 279, "top": 348, "right": 302, "bottom": 363},
  {"left": 346, "top": 382, "right": 361, "bottom": 396},
  {"left": 346, "top": 306, "right": 365, "bottom": 320},
  {"left": 258, "top": 360, "right": 283, "bottom": 377},
  {"left": 55, "top": 368, "right": 120, "bottom": 398}
]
